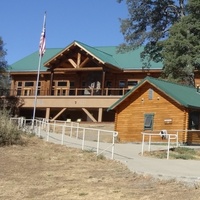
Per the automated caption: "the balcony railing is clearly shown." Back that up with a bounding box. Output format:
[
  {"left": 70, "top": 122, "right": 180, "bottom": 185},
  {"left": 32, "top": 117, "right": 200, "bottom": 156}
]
[{"left": 3, "top": 87, "right": 131, "bottom": 97}]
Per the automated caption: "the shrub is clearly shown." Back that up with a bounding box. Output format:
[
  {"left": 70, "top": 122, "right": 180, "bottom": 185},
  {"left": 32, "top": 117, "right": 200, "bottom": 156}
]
[{"left": 0, "top": 109, "right": 24, "bottom": 146}]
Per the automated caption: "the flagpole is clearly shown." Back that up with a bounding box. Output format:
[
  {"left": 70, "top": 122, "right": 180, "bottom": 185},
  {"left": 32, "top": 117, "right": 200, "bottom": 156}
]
[{"left": 32, "top": 12, "right": 46, "bottom": 127}]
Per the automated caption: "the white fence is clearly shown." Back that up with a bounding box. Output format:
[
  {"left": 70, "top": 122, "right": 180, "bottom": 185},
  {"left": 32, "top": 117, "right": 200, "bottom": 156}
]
[
  {"left": 10, "top": 117, "right": 118, "bottom": 159},
  {"left": 141, "top": 131, "right": 179, "bottom": 159}
]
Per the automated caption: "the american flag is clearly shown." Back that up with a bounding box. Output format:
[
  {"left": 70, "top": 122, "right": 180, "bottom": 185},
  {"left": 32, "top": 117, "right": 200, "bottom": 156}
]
[{"left": 39, "top": 13, "right": 46, "bottom": 57}]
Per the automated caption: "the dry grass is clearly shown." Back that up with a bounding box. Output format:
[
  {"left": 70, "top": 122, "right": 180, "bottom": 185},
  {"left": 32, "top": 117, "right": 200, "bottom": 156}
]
[
  {"left": 0, "top": 136, "right": 200, "bottom": 200},
  {"left": 143, "top": 147, "right": 200, "bottom": 160}
]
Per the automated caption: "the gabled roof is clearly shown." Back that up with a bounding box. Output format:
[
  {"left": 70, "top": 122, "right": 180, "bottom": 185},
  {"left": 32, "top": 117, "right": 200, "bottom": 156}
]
[
  {"left": 73, "top": 41, "right": 120, "bottom": 67},
  {"left": 10, "top": 40, "right": 163, "bottom": 72},
  {"left": 108, "top": 76, "right": 200, "bottom": 111},
  {"left": 44, "top": 40, "right": 120, "bottom": 68}
]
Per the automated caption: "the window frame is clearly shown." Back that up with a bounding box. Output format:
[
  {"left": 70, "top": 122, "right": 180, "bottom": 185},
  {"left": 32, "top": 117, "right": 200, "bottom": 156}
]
[
  {"left": 144, "top": 113, "right": 154, "bottom": 130},
  {"left": 148, "top": 88, "right": 154, "bottom": 100}
]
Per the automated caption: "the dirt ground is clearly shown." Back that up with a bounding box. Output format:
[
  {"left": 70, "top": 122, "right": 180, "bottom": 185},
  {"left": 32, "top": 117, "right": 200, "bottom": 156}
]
[{"left": 0, "top": 136, "right": 200, "bottom": 200}]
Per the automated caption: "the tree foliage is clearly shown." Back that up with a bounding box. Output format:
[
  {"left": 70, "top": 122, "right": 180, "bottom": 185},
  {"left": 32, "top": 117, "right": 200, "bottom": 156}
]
[
  {"left": 161, "top": 0, "right": 200, "bottom": 86},
  {"left": 117, "top": 0, "right": 186, "bottom": 67},
  {"left": 0, "top": 37, "right": 9, "bottom": 93},
  {"left": 0, "top": 37, "right": 7, "bottom": 73}
]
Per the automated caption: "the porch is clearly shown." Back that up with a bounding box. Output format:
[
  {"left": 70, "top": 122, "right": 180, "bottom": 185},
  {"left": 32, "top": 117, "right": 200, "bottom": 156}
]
[
  {"left": 8, "top": 87, "right": 130, "bottom": 97},
  {"left": 0, "top": 88, "right": 122, "bottom": 122}
]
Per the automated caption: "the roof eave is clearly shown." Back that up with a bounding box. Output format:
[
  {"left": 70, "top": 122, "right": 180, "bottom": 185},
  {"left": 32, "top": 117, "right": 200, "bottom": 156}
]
[
  {"left": 75, "top": 42, "right": 105, "bottom": 65},
  {"left": 44, "top": 41, "right": 107, "bottom": 68},
  {"left": 44, "top": 42, "right": 76, "bottom": 67}
]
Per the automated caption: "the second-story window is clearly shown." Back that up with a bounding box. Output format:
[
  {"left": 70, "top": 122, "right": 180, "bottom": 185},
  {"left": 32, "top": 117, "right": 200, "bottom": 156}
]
[
  {"left": 127, "top": 80, "right": 138, "bottom": 89},
  {"left": 17, "top": 81, "right": 22, "bottom": 95},
  {"left": 119, "top": 80, "right": 126, "bottom": 95},
  {"left": 25, "top": 82, "right": 34, "bottom": 87}
]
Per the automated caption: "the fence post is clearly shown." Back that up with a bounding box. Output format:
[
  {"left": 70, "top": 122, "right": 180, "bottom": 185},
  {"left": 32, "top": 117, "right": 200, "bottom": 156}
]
[
  {"left": 61, "top": 125, "right": 65, "bottom": 145},
  {"left": 176, "top": 131, "right": 179, "bottom": 147},
  {"left": 148, "top": 135, "right": 152, "bottom": 152},
  {"left": 38, "top": 121, "right": 41, "bottom": 137},
  {"left": 53, "top": 121, "right": 56, "bottom": 133},
  {"left": 82, "top": 129, "right": 85, "bottom": 150},
  {"left": 96, "top": 130, "right": 100, "bottom": 155},
  {"left": 46, "top": 123, "right": 50, "bottom": 142},
  {"left": 141, "top": 133, "right": 145, "bottom": 156},
  {"left": 70, "top": 123, "right": 73, "bottom": 137},
  {"left": 167, "top": 134, "right": 171, "bottom": 159},
  {"left": 111, "top": 132, "right": 116, "bottom": 159},
  {"left": 76, "top": 123, "right": 79, "bottom": 139}
]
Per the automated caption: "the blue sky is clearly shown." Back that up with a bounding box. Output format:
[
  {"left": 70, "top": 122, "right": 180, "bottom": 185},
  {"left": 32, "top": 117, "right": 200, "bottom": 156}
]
[{"left": 1, "top": 0, "right": 128, "bottom": 65}]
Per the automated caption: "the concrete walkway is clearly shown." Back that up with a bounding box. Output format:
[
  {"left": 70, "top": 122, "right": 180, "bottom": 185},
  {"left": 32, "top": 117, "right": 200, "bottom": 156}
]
[
  {"left": 39, "top": 130, "right": 200, "bottom": 184},
  {"left": 114, "top": 143, "right": 200, "bottom": 183}
]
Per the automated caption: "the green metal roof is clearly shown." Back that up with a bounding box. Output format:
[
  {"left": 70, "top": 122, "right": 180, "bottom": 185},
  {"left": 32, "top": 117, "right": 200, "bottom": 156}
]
[
  {"left": 95, "top": 46, "right": 162, "bottom": 70},
  {"left": 76, "top": 41, "right": 162, "bottom": 69},
  {"left": 108, "top": 76, "right": 200, "bottom": 110},
  {"left": 74, "top": 41, "right": 120, "bottom": 67},
  {"left": 10, "top": 48, "right": 62, "bottom": 72},
  {"left": 10, "top": 41, "right": 162, "bottom": 72}
]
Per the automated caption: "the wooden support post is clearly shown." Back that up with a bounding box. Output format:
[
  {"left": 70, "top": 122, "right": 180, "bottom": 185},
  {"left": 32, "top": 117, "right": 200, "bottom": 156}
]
[
  {"left": 49, "top": 71, "right": 54, "bottom": 95},
  {"left": 101, "top": 71, "right": 105, "bottom": 95},
  {"left": 45, "top": 107, "right": 50, "bottom": 120},
  {"left": 98, "top": 108, "right": 103, "bottom": 122}
]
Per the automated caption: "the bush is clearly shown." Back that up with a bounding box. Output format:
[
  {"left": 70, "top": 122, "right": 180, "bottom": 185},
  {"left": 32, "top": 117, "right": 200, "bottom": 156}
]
[{"left": 0, "top": 109, "right": 24, "bottom": 146}]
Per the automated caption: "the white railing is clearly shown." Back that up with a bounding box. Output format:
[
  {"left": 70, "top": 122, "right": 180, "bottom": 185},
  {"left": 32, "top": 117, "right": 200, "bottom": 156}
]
[
  {"left": 141, "top": 131, "right": 179, "bottom": 159},
  {"left": 10, "top": 118, "right": 118, "bottom": 159}
]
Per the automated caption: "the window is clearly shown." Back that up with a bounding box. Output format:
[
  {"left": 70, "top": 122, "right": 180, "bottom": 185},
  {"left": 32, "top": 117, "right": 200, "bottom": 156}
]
[
  {"left": 148, "top": 89, "right": 153, "bottom": 100},
  {"left": 18, "top": 82, "right": 22, "bottom": 86},
  {"left": 25, "top": 82, "right": 34, "bottom": 87},
  {"left": 69, "top": 81, "right": 75, "bottom": 95},
  {"left": 189, "top": 111, "right": 200, "bottom": 130},
  {"left": 16, "top": 82, "right": 22, "bottom": 95},
  {"left": 70, "top": 82, "right": 75, "bottom": 87},
  {"left": 58, "top": 81, "right": 67, "bottom": 87},
  {"left": 127, "top": 80, "right": 138, "bottom": 89},
  {"left": 17, "top": 89, "right": 22, "bottom": 96},
  {"left": 16, "top": 81, "right": 36, "bottom": 96},
  {"left": 106, "top": 81, "right": 112, "bottom": 87},
  {"left": 144, "top": 113, "right": 154, "bottom": 130},
  {"left": 119, "top": 80, "right": 126, "bottom": 88},
  {"left": 119, "top": 80, "right": 126, "bottom": 95}
]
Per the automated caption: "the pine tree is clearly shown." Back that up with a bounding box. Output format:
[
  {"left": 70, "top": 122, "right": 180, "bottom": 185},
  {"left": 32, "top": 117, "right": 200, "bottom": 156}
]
[
  {"left": 117, "top": 0, "right": 186, "bottom": 67},
  {"left": 0, "top": 37, "right": 9, "bottom": 95},
  {"left": 161, "top": 0, "right": 200, "bottom": 86}
]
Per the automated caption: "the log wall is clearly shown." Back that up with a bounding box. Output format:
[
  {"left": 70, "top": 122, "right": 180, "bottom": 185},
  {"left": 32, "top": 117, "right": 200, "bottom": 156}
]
[{"left": 115, "top": 82, "right": 189, "bottom": 143}]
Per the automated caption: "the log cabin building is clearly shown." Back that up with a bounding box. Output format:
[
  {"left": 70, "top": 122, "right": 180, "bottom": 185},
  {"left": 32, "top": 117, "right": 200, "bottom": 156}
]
[
  {"left": 4, "top": 40, "right": 200, "bottom": 124},
  {"left": 7, "top": 40, "right": 162, "bottom": 122},
  {"left": 108, "top": 76, "right": 200, "bottom": 144}
]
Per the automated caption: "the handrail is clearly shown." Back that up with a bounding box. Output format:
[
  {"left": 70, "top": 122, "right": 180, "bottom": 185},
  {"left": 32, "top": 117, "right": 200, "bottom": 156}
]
[
  {"left": 141, "top": 131, "right": 179, "bottom": 159},
  {"left": 4, "top": 87, "right": 130, "bottom": 97},
  {"left": 10, "top": 117, "right": 118, "bottom": 160}
]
